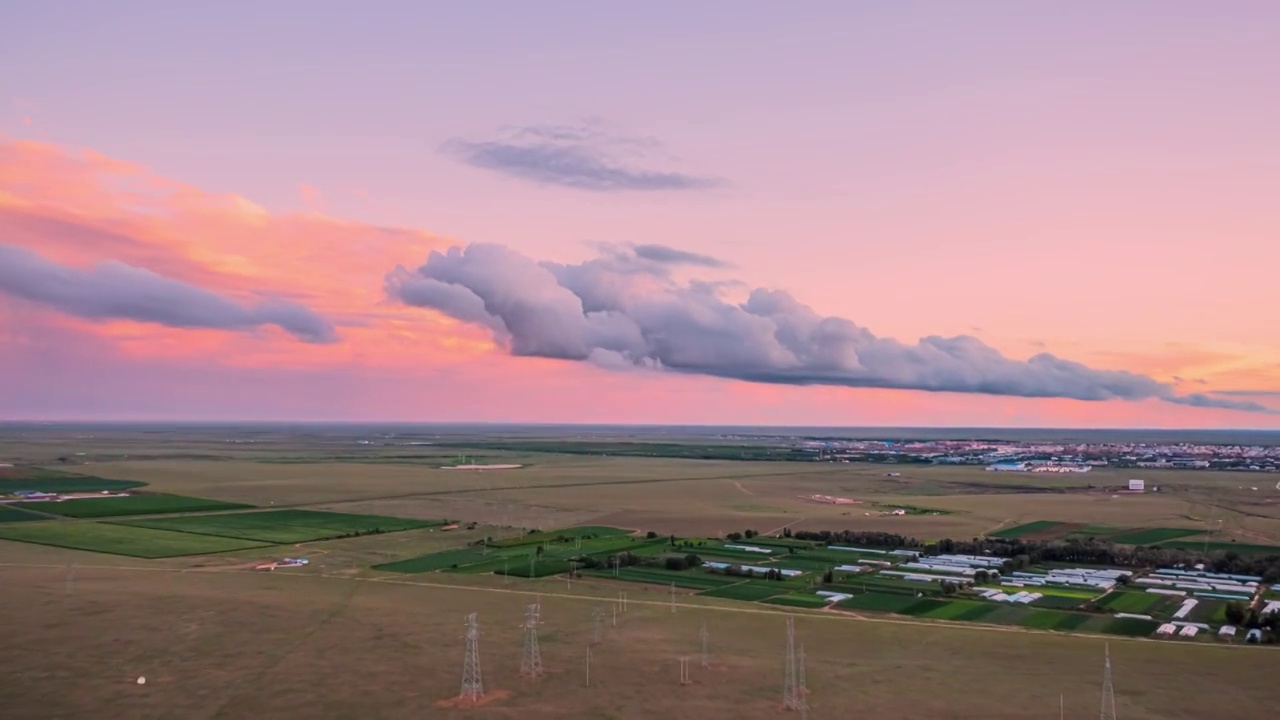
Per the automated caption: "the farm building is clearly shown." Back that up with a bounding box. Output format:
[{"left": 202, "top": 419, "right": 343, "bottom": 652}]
[
  {"left": 1127, "top": 479, "right": 1145, "bottom": 491},
  {"left": 1219, "top": 625, "right": 1237, "bottom": 637},
  {"left": 986, "top": 462, "right": 1030, "bottom": 472},
  {"left": 1156, "top": 624, "right": 1176, "bottom": 636},
  {"left": 1179, "top": 626, "right": 1199, "bottom": 638},
  {"left": 723, "top": 544, "right": 772, "bottom": 554}
]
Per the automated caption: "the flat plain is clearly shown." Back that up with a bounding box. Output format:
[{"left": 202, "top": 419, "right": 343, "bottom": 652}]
[{"left": 1, "top": 428, "right": 1278, "bottom": 719}]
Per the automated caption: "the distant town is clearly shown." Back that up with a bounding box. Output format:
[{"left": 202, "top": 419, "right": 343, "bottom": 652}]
[{"left": 794, "top": 438, "right": 1280, "bottom": 473}]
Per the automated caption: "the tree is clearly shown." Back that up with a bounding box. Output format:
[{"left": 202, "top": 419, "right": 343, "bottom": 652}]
[
  {"left": 665, "top": 556, "right": 688, "bottom": 571},
  {"left": 670, "top": 534, "right": 678, "bottom": 547},
  {"left": 1225, "top": 601, "right": 1246, "bottom": 626},
  {"left": 822, "top": 568, "right": 835, "bottom": 585},
  {"left": 684, "top": 553, "right": 703, "bottom": 568},
  {"left": 535, "top": 545, "right": 544, "bottom": 558},
  {"left": 974, "top": 569, "right": 990, "bottom": 584},
  {"left": 1116, "top": 574, "right": 1132, "bottom": 586},
  {"left": 783, "top": 527, "right": 793, "bottom": 538},
  {"left": 940, "top": 580, "right": 958, "bottom": 596},
  {"left": 726, "top": 532, "right": 743, "bottom": 542},
  {"left": 744, "top": 529, "right": 758, "bottom": 539},
  {"left": 646, "top": 531, "right": 659, "bottom": 539}
]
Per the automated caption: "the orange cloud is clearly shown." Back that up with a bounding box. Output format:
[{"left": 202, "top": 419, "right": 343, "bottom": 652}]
[{"left": 0, "top": 133, "right": 488, "bottom": 370}]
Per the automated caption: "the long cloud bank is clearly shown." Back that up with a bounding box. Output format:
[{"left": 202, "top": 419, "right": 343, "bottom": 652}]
[
  {"left": 386, "top": 243, "right": 1269, "bottom": 413},
  {"left": 0, "top": 244, "right": 336, "bottom": 343}
]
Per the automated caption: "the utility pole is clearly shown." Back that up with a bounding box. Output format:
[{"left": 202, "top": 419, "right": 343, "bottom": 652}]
[
  {"left": 585, "top": 645, "right": 592, "bottom": 687},
  {"left": 670, "top": 582, "right": 676, "bottom": 613},
  {"left": 679, "top": 656, "right": 691, "bottom": 685}
]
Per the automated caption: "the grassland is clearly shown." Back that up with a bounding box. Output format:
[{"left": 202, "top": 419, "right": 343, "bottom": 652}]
[
  {"left": 16, "top": 494, "right": 252, "bottom": 518},
  {"left": 0, "top": 521, "right": 270, "bottom": 558},
  {"left": 1, "top": 432, "right": 1278, "bottom": 719},
  {"left": 117, "top": 509, "right": 439, "bottom": 543}
]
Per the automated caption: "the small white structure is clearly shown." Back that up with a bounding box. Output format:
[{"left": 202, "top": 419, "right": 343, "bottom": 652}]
[
  {"left": 1219, "top": 625, "right": 1237, "bottom": 637},
  {"left": 1156, "top": 623, "right": 1176, "bottom": 635},
  {"left": 1179, "top": 625, "right": 1199, "bottom": 637},
  {"left": 1127, "top": 479, "right": 1145, "bottom": 492}
]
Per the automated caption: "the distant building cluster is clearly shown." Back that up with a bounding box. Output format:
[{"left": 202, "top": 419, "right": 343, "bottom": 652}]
[{"left": 797, "top": 437, "right": 1280, "bottom": 472}]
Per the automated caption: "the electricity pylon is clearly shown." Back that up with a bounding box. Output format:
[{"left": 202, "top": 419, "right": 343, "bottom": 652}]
[
  {"left": 520, "top": 603, "right": 543, "bottom": 678},
  {"left": 460, "top": 613, "right": 484, "bottom": 701},
  {"left": 1100, "top": 643, "right": 1117, "bottom": 720}
]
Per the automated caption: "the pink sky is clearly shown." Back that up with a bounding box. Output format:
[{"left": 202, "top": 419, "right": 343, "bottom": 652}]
[{"left": 2, "top": 3, "right": 1278, "bottom": 426}]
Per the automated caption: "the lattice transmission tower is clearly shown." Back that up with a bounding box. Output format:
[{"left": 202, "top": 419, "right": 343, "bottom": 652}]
[
  {"left": 592, "top": 605, "right": 606, "bottom": 644},
  {"left": 521, "top": 603, "right": 543, "bottom": 678},
  {"left": 459, "top": 613, "right": 484, "bottom": 702},
  {"left": 780, "top": 617, "right": 809, "bottom": 717},
  {"left": 699, "top": 622, "right": 711, "bottom": 668},
  {"left": 1100, "top": 643, "right": 1117, "bottom": 720}
]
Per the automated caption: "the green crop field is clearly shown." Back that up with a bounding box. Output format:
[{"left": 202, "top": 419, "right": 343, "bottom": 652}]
[
  {"left": 0, "top": 521, "right": 269, "bottom": 558},
  {"left": 897, "top": 598, "right": 952, "bottom": 616},
  {"left": 120, "top": 509, "right": 440, "bottom": 544},
  {"left": 1108, "top": 528, "right": 1204, "bottom": 545},
  {"left": 374, "top": 547, "right": 488, "bottom": 573},
  {"left": 953, "top": 603, "right": 1001, "bottom": 621},
  {"left": 596, "top": 566, "right": 742, "bottom": 590},
  {"left": 1159, "top": 540, "right": 1280, "bottom": 556},
  {"left": 1020, "top": 611, "right": 1094, "bottom": 631},
  {"left": 1098, "top": 592, "right": 1165, "bottom": 614},
  {"left": 1030, "top": 594, "right": 1086, "bottom": 610},
  {"left": 698, "top": 581, "right": 788, "bottom": 602},
  {"left": 835, "top": 592, "right": 920, "bottom": 613},
  {"left": 917, "top": 599, "right": 993, "bottom": 620},
  {"left": 497, "top": 559, "right": 572, "bottom": 578},
  {"left": 1101, "top": 617, "right": 1160, "bottom": 637},
  {"left": 0, "top": 505, "right": 44, "bottom": 523},
  {"left": 989, "top": 520, "right": 1060, "bottom": 539},
  {"left": 16, "top": 494, "right": 252, "bottom": 518},
  {"left": 1065, "top": 524, "right": 1124, "bottom": 538}
]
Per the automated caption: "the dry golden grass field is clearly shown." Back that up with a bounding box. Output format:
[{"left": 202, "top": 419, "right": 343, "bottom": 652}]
[{"left": 2, "top": 437, "right": 1279, "bottom": 719}]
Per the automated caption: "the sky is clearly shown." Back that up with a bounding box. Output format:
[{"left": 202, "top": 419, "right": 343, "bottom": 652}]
[{"left": 2, "top": 1, "right": 1279, "bottom": 426}]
